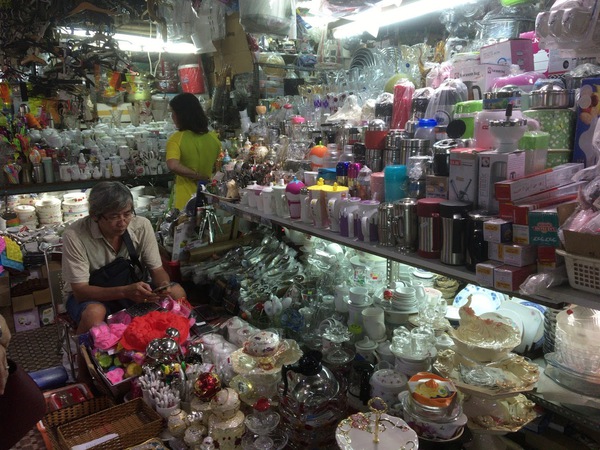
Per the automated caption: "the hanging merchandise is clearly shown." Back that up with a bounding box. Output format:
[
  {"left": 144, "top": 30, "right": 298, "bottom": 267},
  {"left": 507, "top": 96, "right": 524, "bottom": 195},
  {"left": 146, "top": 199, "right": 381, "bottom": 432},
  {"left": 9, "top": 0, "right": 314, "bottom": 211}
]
[
  {"left": 154, "top": 58, "right": 179, "bottom": 93},
  {"left": 536, "top": 0, "right": 600, "bottom": 53},
  {"left": 239, "top": 0, "right": 297, "bottom": 38},
  {"left": 316, "top": 27, "right": 343, "bottom": 70},
  {"left": 475, "top": 0, "right": 537, "bottom": 47},
  {"left": 178, "top": 60, "right": 207, "bottom": 95}
]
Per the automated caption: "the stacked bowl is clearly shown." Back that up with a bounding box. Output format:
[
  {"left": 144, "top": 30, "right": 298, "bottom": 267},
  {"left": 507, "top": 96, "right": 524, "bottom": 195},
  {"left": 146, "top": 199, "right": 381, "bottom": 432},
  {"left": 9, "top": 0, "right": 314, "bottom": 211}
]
[
  {"left": 14, "top": 204, "right": 37, "bottom": 228},
  {"left": 391, "top": 286, "right": 418, "bottom": 313},
  {"left": 399, "top": 372, "right": 467, "bottom": 441},
  {"left": 554, "top": 306, "right": 600, "bottom": 377},
  {"left": 35, "top": 197, "right": 62, "bottom": 226},
  {"left": 62, "top": 192, "right": 89, "bottom": 222}
]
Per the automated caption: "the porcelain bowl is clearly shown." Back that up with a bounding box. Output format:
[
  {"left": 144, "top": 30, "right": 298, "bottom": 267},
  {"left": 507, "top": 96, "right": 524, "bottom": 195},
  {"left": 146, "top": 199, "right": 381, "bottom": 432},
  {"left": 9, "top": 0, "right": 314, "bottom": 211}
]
[{"left": 448, "top": 328, "right": 518, "bottom": 362}]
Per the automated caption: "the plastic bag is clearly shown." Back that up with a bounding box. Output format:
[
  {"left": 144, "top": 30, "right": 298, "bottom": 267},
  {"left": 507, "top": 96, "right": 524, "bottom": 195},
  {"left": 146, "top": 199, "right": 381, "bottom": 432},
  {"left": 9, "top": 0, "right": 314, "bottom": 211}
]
[
  {"left": 519, "top": 267, "right": 569, "bottom": 296},
  {"left": 326, "top": 94, "right": 362, "bottom": 126}
]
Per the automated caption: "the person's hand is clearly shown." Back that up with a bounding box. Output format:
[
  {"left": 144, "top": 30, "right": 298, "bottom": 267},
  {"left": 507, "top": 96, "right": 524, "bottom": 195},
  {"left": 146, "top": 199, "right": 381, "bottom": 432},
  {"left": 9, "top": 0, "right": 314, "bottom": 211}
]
[
  {"left": 123, "top": 282, "right": 159, "bottom": 304},
  {"left": 0, "top": 314, "right": 10, "bottom": 349},
  {"left": 153, "top": 282, "right": 186, "bottom": 300},
  {"left": 0, "top": 344, "right": 8, "bottom": 395}
]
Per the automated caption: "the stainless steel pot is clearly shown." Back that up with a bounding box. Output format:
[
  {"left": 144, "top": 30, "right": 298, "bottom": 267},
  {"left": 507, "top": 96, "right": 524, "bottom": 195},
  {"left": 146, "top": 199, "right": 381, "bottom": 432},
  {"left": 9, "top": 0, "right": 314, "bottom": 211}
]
[{"left": 530, "top": 84, "right": 575, "bottom": 109}]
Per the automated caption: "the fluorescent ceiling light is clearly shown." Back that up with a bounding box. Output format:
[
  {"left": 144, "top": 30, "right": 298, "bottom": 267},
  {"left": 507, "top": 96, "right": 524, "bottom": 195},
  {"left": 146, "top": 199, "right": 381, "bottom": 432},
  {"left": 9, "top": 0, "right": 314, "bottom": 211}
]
[
  {"left": 333, "top": 0, "right": 478, "bottom": 39},
  {"left": 59, "top": 28, "right": 198, "bottom": 53}
]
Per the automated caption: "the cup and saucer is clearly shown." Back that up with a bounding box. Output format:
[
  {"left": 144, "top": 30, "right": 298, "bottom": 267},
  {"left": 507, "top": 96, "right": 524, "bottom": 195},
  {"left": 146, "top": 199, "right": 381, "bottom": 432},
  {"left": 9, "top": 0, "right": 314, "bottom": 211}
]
[{"left": 347, "top": 286, "right": 373, "bottom": 307}]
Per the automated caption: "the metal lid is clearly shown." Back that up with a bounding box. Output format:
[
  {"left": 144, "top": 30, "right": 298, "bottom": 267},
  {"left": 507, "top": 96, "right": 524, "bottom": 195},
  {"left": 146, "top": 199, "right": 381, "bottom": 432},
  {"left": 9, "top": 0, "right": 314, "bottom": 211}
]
[
  {"left": 439, "top": 200, "right": 473, "bottom": 218},
  {"left": 468, "top": 210, "right": 497, "bottom": 221},
  {"left": 484, "top": 90, "right": 522, "bottom": 100},
  {"left": 368, "top": 119, "right": 388, "bottom": 131},
  {"left": 378, "top": 202, "right": 395, "bottom": 211},
  {"left": 489, "top": 117, "right": 527, "bottom": 128},
  {"left": 393, "top": 197, "right": 418, "bottom": 206},
  {"left": 433, "top": 139, "right": 462, "bottom": 154},
  {"left": 416, "top": 197, "right": 445, "bottom": 216}
]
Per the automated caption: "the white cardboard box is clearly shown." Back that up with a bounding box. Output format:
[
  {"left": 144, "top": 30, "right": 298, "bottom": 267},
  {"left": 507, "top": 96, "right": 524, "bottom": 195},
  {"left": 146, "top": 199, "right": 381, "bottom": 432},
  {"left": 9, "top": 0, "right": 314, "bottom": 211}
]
[
  {"left": 476, "top": 261, "right": 504, "bottom": 287},
  {"left": 488, "top": 242, "right": 505, "bottom": 261},
  {"left": 448, "top": 148, "right": 488, "bottom": 206},
  {"left": 478, "top": 150, "right": 527, "bottom": 212},
  {"left": 479, "top": 39, "right": 534, "bottom": 72},
  {"left": 502, "top": 244, "right": 538, "bottom": 267},
  {"left": 450, "top": 63, "right": 511, "bottom": 92}
]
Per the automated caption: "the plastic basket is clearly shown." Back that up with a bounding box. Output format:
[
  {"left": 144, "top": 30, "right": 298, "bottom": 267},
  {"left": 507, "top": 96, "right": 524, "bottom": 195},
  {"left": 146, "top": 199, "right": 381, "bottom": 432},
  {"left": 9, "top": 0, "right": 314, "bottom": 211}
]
[
  {"left": 39, "top": 396, "right": 115, "bottom": 450},
  {"left": 556, "top": 249, "right": 600, "bottom": 294},
  {"left": 57, "top": 398, "right": 162, "bottom": 450}
]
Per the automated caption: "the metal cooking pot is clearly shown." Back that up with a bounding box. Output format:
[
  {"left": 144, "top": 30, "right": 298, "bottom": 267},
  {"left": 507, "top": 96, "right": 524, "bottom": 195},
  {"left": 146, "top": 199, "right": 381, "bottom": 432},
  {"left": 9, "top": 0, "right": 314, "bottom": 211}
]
[{"left": 530, "top": 84, "right": 575, "bottom": 109}]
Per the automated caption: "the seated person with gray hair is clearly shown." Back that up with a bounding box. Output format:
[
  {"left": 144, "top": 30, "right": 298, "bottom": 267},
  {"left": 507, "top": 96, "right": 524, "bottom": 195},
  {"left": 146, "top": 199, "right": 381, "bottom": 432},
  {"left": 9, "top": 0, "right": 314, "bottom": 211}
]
[{"left": 62, "top": 181, "right": 186, "bottom": 334}]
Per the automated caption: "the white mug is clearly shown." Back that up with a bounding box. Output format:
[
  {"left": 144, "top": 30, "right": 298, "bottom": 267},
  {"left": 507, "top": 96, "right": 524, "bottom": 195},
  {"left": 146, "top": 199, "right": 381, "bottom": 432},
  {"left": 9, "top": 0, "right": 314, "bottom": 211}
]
[{"left": 362, "top": 306, "right": 386, "bottom": 341}]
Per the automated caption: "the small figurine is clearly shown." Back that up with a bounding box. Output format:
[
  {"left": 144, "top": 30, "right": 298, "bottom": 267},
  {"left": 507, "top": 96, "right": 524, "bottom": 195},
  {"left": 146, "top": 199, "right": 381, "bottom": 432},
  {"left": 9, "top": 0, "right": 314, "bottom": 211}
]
[{"left": 226, "top": 179, "right": 239, "bottom": 199}]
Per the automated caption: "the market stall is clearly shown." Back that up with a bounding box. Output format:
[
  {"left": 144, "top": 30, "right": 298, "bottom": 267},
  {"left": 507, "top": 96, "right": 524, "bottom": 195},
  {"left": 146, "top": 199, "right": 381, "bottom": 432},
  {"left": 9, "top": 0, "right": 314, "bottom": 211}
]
[{"left": 4, "top": 0, "right": 600, "bottom": 449}]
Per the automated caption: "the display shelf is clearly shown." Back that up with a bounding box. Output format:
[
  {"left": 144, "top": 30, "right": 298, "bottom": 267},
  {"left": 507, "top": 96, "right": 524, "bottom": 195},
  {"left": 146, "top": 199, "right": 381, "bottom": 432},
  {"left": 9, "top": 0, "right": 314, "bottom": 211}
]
[
  {"left": 524, "top": 392, "right": 600, "bottom": 432},
  {"left": 0, "top": 173, "right": 173, "bottom": 196},
  {"left": 211, "top": 197, "right": 596, "bottom": 311}
]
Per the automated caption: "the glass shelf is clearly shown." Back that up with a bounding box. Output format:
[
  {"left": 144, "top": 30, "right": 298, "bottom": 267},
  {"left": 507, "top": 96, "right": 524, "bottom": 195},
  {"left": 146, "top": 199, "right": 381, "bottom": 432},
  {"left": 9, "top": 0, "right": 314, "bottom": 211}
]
[
  {"left": 211, "top": 197, "right": 597, "bottom": 311},
  {"left": 0, "top": 173, "right": 173, "bottom": 196}
]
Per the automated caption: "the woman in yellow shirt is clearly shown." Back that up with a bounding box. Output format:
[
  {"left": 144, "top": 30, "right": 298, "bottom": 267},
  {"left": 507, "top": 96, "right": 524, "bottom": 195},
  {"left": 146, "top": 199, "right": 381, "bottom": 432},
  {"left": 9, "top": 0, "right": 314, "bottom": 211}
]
[{"left": 166, "top": 93, "right": 221, "bottom": 210}]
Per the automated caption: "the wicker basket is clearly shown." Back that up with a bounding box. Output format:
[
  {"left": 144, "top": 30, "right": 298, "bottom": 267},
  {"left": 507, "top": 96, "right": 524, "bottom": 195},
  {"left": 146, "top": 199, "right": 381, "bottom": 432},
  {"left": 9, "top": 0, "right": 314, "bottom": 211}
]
[
  {"left": 556, "top": 249, "right": 600, "bottom": 294},
  {"left": 39, "top": 397, "right": 115, "bottom": 450},
  {"left": 57, "top": 398, "right": 163, "bottom": 450}
]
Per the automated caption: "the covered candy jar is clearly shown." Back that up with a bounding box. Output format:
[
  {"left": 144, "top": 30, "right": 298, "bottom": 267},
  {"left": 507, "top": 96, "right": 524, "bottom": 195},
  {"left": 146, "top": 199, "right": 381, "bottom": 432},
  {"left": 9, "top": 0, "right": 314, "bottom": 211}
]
[{"left": 207, "top": 388, "right": 245, "bottom": 449}]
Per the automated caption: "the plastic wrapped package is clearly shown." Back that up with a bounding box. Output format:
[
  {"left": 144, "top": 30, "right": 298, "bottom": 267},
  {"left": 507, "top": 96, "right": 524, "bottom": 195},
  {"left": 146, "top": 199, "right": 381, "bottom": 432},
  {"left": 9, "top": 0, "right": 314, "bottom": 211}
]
[
  {"left": 390, "top": 80, "right": 415, "bottom": 130},
  {"left": 326, "top": 95, "right": 363, "bottom": 126},
  {"left": 424, "top": 79, "right": 468, "bottom": 128},
  {"left": 239, "top": 0, "right": 296, "bottom": 38},
  {"left": 536, "top": 0, "right": 600, "bottom": 52},
  {"left": 375, "top": 92, "right": 394, "bottom": 119},
  {"left": 361, "top": 98, "right": 377, "bottom": 123},
  {"left": 520, "top": 268, "right": 569, "bottom": 295}
]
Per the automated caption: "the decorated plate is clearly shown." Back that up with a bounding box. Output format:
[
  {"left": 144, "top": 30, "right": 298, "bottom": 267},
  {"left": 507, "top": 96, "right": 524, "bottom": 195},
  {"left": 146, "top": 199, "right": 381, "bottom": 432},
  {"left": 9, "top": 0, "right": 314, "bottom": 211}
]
[
  {"left": 453, "top": 284, "right": 504, "bottom": 316},
  {"left": 491, "top": 309, "right": 525, "bottom": 353},
  {"left": 500, "top": 300, "right": 544, "bottom": 352},
  {"left": 336, "top": 412, "right": 418, "bottom": 450},
  {"left": 230, "top": 339, "right": 302, "bottom": 375},
  {"left": 434, "top": 349, "right": 540, "bottom": 398}
]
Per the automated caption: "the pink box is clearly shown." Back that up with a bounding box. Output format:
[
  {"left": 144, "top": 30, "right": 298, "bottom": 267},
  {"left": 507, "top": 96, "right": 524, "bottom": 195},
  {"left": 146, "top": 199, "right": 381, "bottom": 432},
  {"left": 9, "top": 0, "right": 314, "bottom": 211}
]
[
  {"left": 494, "top": 264, "right": 537, "bottom": 292},
  {"left": 479, "top": 39, "right": 534, "bottom": 72}
]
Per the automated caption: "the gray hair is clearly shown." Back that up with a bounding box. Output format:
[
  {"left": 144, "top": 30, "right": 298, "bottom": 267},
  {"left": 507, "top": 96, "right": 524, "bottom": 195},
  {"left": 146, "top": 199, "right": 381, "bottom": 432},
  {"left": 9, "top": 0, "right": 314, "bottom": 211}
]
[{"left": 88, "top": 182, "right": 133, "bottom": 217}]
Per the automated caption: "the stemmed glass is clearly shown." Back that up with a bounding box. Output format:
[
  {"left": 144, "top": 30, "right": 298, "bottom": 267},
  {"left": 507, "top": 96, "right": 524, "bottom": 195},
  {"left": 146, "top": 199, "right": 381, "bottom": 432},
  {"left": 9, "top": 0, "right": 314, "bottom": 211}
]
[
  {"left": 322, "top": 323, "right": 354, "bottom": 365},
  {"left": 243, "top": 398, "right": 287, "bottom": 450}
]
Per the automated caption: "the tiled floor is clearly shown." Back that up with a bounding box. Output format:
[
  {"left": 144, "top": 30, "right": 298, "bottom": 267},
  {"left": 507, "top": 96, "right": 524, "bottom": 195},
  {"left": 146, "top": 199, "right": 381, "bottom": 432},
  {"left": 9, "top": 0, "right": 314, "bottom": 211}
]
[{"left": 7, "top": 324, "right": 63, "bottom": 450}]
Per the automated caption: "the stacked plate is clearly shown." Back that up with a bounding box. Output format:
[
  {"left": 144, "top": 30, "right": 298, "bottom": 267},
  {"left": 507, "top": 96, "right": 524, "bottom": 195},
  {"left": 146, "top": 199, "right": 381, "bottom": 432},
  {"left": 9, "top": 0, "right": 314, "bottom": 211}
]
[
  {"left": 391, "top": 286, "right": 418, "bottom": 313},
  {"left": 35, "top": 197, "right": 62, "bottom": 226},
  {"left": 543, "top": 306, "right": 564, "bottom": 354}
]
